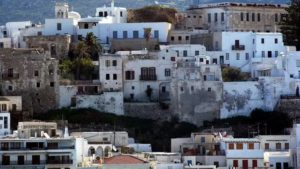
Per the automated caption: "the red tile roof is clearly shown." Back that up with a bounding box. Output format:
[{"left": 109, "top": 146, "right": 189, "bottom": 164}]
[{"left": 104, "top": 155, "right": 147, "bottom": 164}]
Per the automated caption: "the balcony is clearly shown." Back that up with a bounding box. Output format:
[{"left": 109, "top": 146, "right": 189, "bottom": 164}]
[
  {"left": 1, "top": 73, "right": 19, "bottom": 80},
  {"left": 231, "top": 45, "right": 245, "bottom": 50},
  {"left": 140, "top": 75, "right": 157, "bottom": 81}
]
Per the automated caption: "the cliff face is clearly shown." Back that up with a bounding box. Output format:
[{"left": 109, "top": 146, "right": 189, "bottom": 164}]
[{"left": 275, "top": 97, "right": 300, "bottom": 119}]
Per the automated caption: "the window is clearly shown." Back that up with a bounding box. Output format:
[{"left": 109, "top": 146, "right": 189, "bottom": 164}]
[
  {"left": 275, "top": 38, "right": 278, "bottom": 44},
  {"left": 2, "top": 104, "right": 7, "bottom": 111},
  {"left": 36, "top": 82, "right": 40, "bottom": 88},
  {"left": 165, "top": 69, "right": 171, "bottom": 77},
  {"left": 185, "top": 36, "right": 189, "bottom": 41},
  {"left": 141, "top": 67, "right": 156, "bottom": 80},
  {"left": 183, "top": 50, "right": 187, "bottom": 57},
  {"left": 120, "top": 11, "right": 123, "bottom": 17},
  {"left": 50, "top": 82, "right": 54, "bottom": 87},
  {"left": 104, "top": 11, "right": 108, "bottom": 17},
  {"left": 18, "top": 156, "right": 24, "bottom": 165},
  {"left": 236, "top": 53, "right": 240, "bottom": 60},
  {"left": 208, "top": 13, "right": 211, "bottom": 23},
  {"left": 84, "top": 23, "right": 89, "bottom": 29},
  {"left": 248, "top": 143, "right": 254, "bottom": 149},
  {"left": 99, "top": 12, "right": 103, "bottom": 17},
  {"left": 241, "top": 12, "right": 244, "bottom": 21},
  {"left": 162, "top": 86, "right": 166, "bottom": 93},
  {"left": 171, "top": 57, "right": 175, "bottom": 61},
  {"left": 296, "top": 60, "right": 300, "bottom": 67},
  {"left": 214, "top": 13, "right": 218, "bottom": 22},
  {"left": 275, "top": 51, "right": 279, "bottom": 57},
  {"left": 8, "top": 86, "right": 13, "bottom": 91},
  {"left": 171, "top": 36, "right": 174, "bottom": 41},
  {"left": 276, "top": 143, "right": 281, "bottom": 150},
  {"left": 4, "top": 117, "right": 8, "bottom": 128},
  {"left": 0, "top": 42, "right": 3, "bottom": 48},
  {"left": 154, "top": 30, "right": 159, "bottom": 38},
  {"left": 252, "top": 13, "right": 255, "bottom": 21},
  {"left": 106, "top": 74, "right": 110, "bottom": 80},
  {"left": 208, "top": 87, "right": 211, "bottom": 92},
  {"left": 236, "top": 143, "right": 243, "bottom": 149},
  {"left": 112, "top": 60, "right": 117, "bottom": 66},
  {"left": 195, "top": 50, "right": 199, "bottom": 56},
  {"left": 275, "top": 13, "right": 278, "bottom": 22},
  {"left": 276, "top": 162, "right": 281, "bottom": 169},
  {"left": 268, "top": 51, "right": 272, "bottom": 58},
  {"left": 257, "top": 13, "right": 261, "bottom": 22},
  {"left": 262, "top": 51, "right": 265, "bottom": 58},
  {"left": 285, "top": 143, "right": 289, "bottom": 149},
  {"left": 246, "top": 53, "right": 249, "bottom": 60},
  {"left": 32, "top": 155, "right": 40, "bottom": 165},
  {"left": 191, "top": 86, "right": 194, "bottom": 91},
  {"left": 113, "top": 74, "right": 117, "bottom": 80},
  {"left": 34, "top": 70, "right": 39, "bottom": 77},
  {"left": 113, "top": 31, "right": 118, "bottom": 38},
  {"left": 233, "top": 160, "right": 238, "bottom": 168},
  {"left": 105, "top": 60, "right": 110, "bottom": 67},
  {"left": 214, "top": 161, "right": 219, "bottom": 168},
  {"left": 2, "top": 155, "right": 10, "bottom": 165},
  {"left": 125, "top": 71, "right": 135, "bottom": 80},
  {"left": 178, "top": 36, "right": 182, "bottom": 41},
  {"left": 123, "top": 31, "right": 128, "bottom": 38},
  {"left": 57, "top": 23, "right": 62, "bottom": 31},
  {"left": 261, "top": 38, "right": 265, "bottom": 44},
  {"left": 8, "top": 68, "right": 13, "bottom": 77},
  {"left": 201, "top": 137, "right": 205, "bottom": 143},
  {"left": 133, "top": 30, "right": 139, "bottom": 38},
  {"left": 226, "top": 53, "right": 229, "bottom": 60},
  {"left": 221, "top": 12, "right": 224, "bottom": 22},
  {"left": 246, "top": 13, "right": 249, "bottom": 21},
  {"left": 12, "top": 104, "right": 17, "bottom": 112}
]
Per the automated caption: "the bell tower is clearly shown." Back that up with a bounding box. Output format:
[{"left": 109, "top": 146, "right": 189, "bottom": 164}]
[{"left": 55, "top": 2, "right": 69, "bottom": 19}]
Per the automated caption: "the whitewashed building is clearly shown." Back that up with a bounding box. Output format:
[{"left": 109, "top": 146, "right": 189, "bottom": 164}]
[{"left": 221, "top": 138, "right": 264, "bottom": 168}]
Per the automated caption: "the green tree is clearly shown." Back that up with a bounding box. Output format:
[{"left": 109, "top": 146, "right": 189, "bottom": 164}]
[
  {"left": 60, "top": 33, "right": 101, "bottom": 80},
  {"left": 85, "top": 32, "right": 102, "bottom": 60},
  {"left": 280, "top": 0, "right": 300, "bottom": 50}
]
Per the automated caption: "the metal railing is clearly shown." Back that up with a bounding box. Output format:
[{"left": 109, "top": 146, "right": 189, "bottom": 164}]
[
  {"left": 139, "top": 75, "right": 157, "bottom": 81},
  {"left": 232, "top": 45, "right": 245, "bottom": 50}
]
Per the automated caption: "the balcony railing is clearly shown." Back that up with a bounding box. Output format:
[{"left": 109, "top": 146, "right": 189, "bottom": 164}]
[
  {"left": 1, "top": 160, "right": 73, "bottom": 166},
  {"left": 1, "top": 73, "right": 19, "bottom": 80},
  {"left": 1, "top": 160, "right": 47, "bottom": 165},
  {"left": 47, "top": 159, "right": 73, "bottom": 164},
  {"left": 232, "top": 45, "right": 245, "bottom": 50},
  {"left": 140, "top": 75, "right": 157, "bottom": 81},
  {"left": 0, "top": 146, "right": 74, "bottom": 151}
]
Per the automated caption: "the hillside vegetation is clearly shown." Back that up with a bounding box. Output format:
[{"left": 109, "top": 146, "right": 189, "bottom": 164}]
[{"left": 128, "top": 5, "right": 177, "bottom": 24}]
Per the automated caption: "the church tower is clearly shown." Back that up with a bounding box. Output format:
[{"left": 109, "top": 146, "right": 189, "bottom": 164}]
[{"left": 55, "top": 2, "right": 69, "bottom": 19}]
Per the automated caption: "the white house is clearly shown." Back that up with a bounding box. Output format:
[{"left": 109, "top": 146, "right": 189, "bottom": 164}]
[{"left": 221, "top": 138, "right": 264, "bottom": 168}]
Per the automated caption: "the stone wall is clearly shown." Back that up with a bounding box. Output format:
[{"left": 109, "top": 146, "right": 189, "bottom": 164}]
[
  {"left": 25, "top": 35, "right": 71, "bottom": 59},
  {"left": 111, "top": 38, "right": 158, "bottom": 51},
  {"left": 124, "top": 102, "right": 172, "bottom": 121},
  {"left": 276, "top": 98, "right": 300, "bottom": 119},
  {"left": 0, "top": 48, "right": 59, "bottom": 115},
  {"left": 59, "top": 85, "right": 124, "bottom": 115}
]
